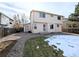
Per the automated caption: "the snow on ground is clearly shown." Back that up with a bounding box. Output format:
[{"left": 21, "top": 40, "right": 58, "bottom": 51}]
[{"left": 45, "top": 35, "right": 79, "bottom": 57}]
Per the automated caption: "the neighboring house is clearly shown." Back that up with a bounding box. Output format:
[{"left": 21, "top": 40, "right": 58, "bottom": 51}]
[
  {"left": 62, "top": 20, "right": 79, "bottom": 33},
  {"left": 0, "top": 12, "right": 15, "bottom": 37},
  {"left": 24, "top": 10, "right": 64, "bottom": 33},
  {"left": 0, "top": 12, "right": 14, "bottom": 28},
  {"left": 62, "top": 18, "right": 68, "bottom": 30}
]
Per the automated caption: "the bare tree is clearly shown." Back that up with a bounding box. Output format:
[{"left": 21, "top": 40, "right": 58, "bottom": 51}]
[{"left": 13, "top": 14, "right": 21, "bottom": 32}]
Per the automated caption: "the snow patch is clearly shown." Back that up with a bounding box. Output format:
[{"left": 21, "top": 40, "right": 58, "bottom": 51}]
[{"left": 45, "top": 35, "right": 79, "bottom": 57}]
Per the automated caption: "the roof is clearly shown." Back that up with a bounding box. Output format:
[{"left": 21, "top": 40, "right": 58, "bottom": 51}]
[
  {"left": 24, "top": 23, "right": 31, "bottom": 25},
  {"left": 31, "top": 10, "right": 64, "bottom": 17},
  {"left": 0, "top": 12, "right": 13, "bottom": 21},
  {"left": 0, "top": 24, "right": 7, "bottom": 26},
  {"left": 34, "top": 22, "right": 47, "bottom": 24},
  {"left": 64, "top": 18, "right": 68, "bottom": 20}
]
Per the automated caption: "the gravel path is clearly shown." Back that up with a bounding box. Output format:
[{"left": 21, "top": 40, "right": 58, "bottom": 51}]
[
  {"left": 6, "top": 32, "right": 72, "bottom": 57},
  {"left": 7, "top": 33, "right": 43, "bottom": 57}
]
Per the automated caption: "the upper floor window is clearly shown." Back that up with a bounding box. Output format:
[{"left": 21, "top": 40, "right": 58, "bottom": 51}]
[
  {"left": 39, "top": 12, "right": 46, "bottom": 18},
  {"left": 57, "top": 16, "right": 61, "bottom": 20},
  {"left": 50, "top": 14, "right": 54, "bottom": 17}
]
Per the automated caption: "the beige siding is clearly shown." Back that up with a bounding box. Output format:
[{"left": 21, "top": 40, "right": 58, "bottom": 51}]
[
  {"left": 29, "top": 10, "right": 64, "bottom": 33},
  {"left": 31, "top": 11, "right": 63, "bottom": 24},
  {"left": 24, "top": 24, "right": 31, "bottom": 32},
  {"left": 47, "top": 23, "right": 62, "bottom": 32}
]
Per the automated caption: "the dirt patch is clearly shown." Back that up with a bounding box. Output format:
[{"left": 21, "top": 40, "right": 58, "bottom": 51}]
[{"left": 0, "top": 40, "right": 17, "bottom": 57}]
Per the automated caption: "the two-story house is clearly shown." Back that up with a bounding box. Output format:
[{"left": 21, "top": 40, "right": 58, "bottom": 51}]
[
  {"left": 24, "top": 10, "right": 64, "bottom": 33},
  {"left": 0, "top": 12, "right": 15, "bottom": 37},
  {"left": 0, "top": 12, "right": 14, "bottom": 28}
]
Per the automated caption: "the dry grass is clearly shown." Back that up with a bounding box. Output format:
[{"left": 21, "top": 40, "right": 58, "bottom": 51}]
[
  {"left": 23, "top": 36, "right": 64, "bottom": 57},
  {"left": 0, "top": 40, "right": 17, "bottom": 57}
]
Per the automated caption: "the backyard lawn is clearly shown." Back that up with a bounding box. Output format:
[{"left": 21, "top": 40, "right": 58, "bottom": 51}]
[{"left": 23, "top": 36, "right": 64, "bottom": 57}]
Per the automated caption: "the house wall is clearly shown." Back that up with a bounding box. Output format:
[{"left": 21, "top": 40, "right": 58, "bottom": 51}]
[
  {"left": 0, "top": 13, "right": 15, "bottom": 38},
  {"left": 48, "top": 23, "right": 62, "bottom": 32},
  {"left": 0, "top": 13, "right": 1, "bottom": 24},
  {"left": 62, "top": 21, "right": 79, "bottom": 33},
  {"left": 1, "top": 14, "right": 14, "bottom": 28},
  {"left": 62, "top": 21, "right": 79, "bottom": 29},
  {"left": 32, "top": 23, "right": 48, "bottom": 33},
  {"left": 30, "top": 10, "right": 63, "bottom": 33},
  {"left": 30, "top": 23, "right": 62, "bottom": 33},
  {"left": 31, "top": 11, "right": 63, "bottom": 24},
  {"left": 24, "top": 24, "right": 31, "bottom": 32}
]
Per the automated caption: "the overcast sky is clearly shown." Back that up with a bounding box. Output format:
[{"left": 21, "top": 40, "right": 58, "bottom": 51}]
[{"left": 0, "top": 2, "right": 78, "bottom": 18}]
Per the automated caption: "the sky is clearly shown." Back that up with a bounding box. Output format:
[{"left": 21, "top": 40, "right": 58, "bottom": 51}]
[{"left": 0, "top": 2, "right": 78, "bottom": 19}]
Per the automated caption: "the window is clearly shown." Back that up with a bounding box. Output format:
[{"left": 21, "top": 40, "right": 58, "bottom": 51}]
[
  {"left": 50, "top": 14, "right": 53, "bottom": 17},
  {"left": 43, "top": 24, "right": 45, "bottom": 27},
  {"left": 73, "top": 24, "right": 77, "bottom": 27},
  {"left": 43, "top": 24, "right": 46, "bottom": 31},
  {"left": 10, "top": 22, "right": 12, "bottom": 24},
  {"left": 39, "top": 12, "right": 46, "bottom": 18},
  {"left": 34, "top": 24, "right": 37, "bottom": 29},
  {"left": 58, "top": 16, "right": 61, "bottom": 20},
  {"left": 57, "top": 24, "right": 59, "bottom": 27},
  {"left": 69, "top": 25, "right": 71, "bottom": 27},
  {"left": 50, "top": 24, "right": 53, "bottom": 29}
]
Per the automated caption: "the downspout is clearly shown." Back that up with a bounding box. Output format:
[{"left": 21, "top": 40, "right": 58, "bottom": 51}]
[
  {"left": 0, "top": 13, "right": 1, "bottom": 25},
  {"left": 30, "top": 11, "right": 34, "bottom": 33}
]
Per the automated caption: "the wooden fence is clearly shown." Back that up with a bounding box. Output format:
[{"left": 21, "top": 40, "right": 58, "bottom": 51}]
[
  {"left": 0, "top": 28, "right": 14, "bottom": 38},
  {"left": 0, "top": 27, "right": 24, "bottom": 38},
  {"left": 62, "top": 28, "right": 79, "bottom": 34}
]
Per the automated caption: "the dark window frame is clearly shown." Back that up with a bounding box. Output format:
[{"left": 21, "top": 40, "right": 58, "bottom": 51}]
[
  {"left": 43, "top": 24, "right": 45, "bottom": 27},
  {"left": 58, "top": 16, "right": 61, "bottom": 20},
  {"left": 43, "top": 24, "right": 46, "bottom": 31},
  {"left": 9, "top": 22, "right": 12, "bottom": 24},
  {"left": 39, "top": 12, "right": 46, "bottom": 18},
  {"left": 50, "top": 14, "right": 54, "bottom": 17},
  {"left": 69, "top": 25, "right": 71, "bottom": 27},
  {"left": 50, "top": 24, "right": 53, "bottom": 29},
  {"left": 34, "top": 24, "right": 37, "bottom": 29},
  {"left": 57, "top": 24, "right": 59, "bottom": 27}
]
